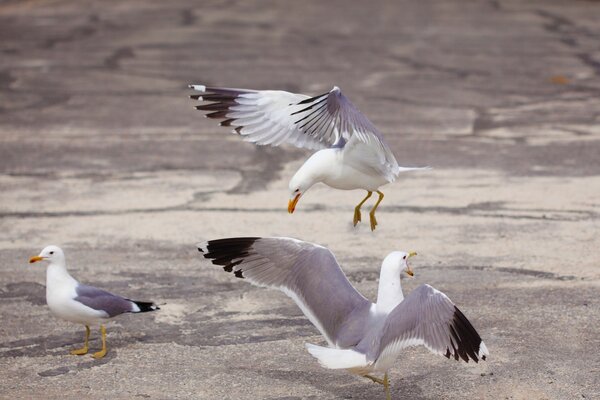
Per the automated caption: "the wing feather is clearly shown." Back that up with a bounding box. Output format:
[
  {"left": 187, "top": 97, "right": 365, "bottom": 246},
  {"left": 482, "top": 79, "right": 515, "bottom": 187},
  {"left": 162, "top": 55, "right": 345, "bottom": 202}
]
[
  {"left": 198, "top": 237, "right": 371, "bottom": 347},
  {"left": 372, "top": 284, "right": 488, "bottom": 368},
  {"left": 189, "top": 85, "right": 401, "bottom": 179}
]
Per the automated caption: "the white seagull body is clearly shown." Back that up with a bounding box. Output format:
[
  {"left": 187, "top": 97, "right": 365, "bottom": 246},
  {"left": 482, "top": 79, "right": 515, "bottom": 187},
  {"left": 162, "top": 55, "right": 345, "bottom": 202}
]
[
  {"left": 190, "top": 85, "right": 429, "bottom": 230},
  {"left": 198, "top": 237, "right": 488, "bottom": 399},
  {"left": 29, "top": 245, "right": 159, "bottom": 358}
]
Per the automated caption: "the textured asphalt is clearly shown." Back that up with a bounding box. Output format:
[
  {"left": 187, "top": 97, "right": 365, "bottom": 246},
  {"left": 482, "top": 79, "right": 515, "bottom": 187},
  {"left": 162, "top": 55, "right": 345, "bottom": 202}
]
[{"left": 1, "top": 1, "right": 599, "bottom": 399}]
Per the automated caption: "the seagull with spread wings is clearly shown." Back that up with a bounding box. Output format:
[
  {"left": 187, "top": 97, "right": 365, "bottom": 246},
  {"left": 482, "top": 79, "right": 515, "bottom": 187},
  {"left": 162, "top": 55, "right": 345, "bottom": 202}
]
[
  {"left": 29, "top": 246, "right": 159, "bottom": 358},
  {"left": 198, "top": 237, "right": 488, "bottom": 399},
  {"left": 189, "top": 85, "right": 429, "bottom": 231}
]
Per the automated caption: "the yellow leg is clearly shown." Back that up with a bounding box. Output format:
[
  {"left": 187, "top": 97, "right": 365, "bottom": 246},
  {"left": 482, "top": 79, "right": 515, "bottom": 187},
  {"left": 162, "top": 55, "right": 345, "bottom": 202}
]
[
  {"left": 383, "top": 372, "right": 391, "bottom": 400},
  {"left": 353, "top": 191, "right": 373, "bottom": 226},
  {"left": 369, "top": 191, "right": 385, "bottom": 231},
  {"left": 70, "top": 325, "right": 90, "bottom": 356},
  {"left": 363, "top": 374, "right": 385, "bottom": 385},
  {"left": 92, "top": 325, "right": 107, "bottom": 359}
]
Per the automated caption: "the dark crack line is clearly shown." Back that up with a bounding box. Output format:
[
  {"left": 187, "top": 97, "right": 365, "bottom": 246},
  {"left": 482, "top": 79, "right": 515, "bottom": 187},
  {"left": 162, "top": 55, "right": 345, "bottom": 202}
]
[
  {"left": 535, "top": 10, "right": 600, "bottom": 77},
  {"left": 0, "top": 203, "right": 595, "bottom": 222},
  {"left": 391, "top": 55, "right": 490, "bottom": 79},
  {"left": 104, "top": 47, "right": 135, "bottom": 70},
  {"left": 429, "top": 264, "right": 579, "bottom": 281}
]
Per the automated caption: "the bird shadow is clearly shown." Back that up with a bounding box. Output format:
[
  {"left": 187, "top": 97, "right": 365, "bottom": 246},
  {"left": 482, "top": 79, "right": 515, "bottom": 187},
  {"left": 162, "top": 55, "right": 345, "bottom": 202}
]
[{"left": 234, "top": 366, "right": 427, "bottom": 399}]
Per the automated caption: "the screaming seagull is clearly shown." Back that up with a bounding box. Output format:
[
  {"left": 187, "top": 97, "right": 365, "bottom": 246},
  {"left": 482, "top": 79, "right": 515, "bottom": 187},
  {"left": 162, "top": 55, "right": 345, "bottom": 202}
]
[
  {"left": 29, "top": 245, "right": 159, "bottom": 358},
  {"left": 189, "top": 84, "right": 429, "bottom": 231},
  {"left": 198, "top": 237, "right": 488, "bottom": 399}
]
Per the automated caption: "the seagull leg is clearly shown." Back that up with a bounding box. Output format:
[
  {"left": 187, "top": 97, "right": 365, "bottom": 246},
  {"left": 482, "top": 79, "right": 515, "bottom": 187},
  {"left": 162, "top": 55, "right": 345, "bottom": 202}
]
[
  {"left": 383, "top": 372, "right": 391, "bottom": 400},
  {"left": 363, "top": 374, "right": 385, "bottom": 385},
  {"left": 353, "top": 191, "right": 372, "bottom": 226},
  {"left": 92, "top": 324, "right": 107, "bottom": 359},
  {"left": 369, "top": 191, "right": 385, "bottom": 231},
  {"left": 70, "top": 325, "right": 90, "bottom": 356}
]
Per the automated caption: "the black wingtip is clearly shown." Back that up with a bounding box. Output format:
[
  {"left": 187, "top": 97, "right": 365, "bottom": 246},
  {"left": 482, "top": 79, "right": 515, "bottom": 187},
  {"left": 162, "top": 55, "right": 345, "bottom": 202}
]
[
  {"left": 200, "top": 237, "right": 261, "bottom": 277},
  {"left": 448, "top": 306, "right": 485, "bottom": 363},
  {"left": 133, "top": 300, "right": 159, "bottom": 313}
]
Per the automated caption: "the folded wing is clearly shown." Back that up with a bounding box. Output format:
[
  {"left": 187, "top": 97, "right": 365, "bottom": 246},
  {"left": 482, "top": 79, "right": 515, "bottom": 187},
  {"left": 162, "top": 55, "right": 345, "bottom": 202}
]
[{"left": 75, "top": 284, "right": 139, "bottom": 317}]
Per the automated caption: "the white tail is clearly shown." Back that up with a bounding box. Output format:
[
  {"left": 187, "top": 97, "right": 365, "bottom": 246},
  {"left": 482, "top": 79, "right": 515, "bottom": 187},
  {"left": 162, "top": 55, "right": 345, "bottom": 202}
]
[
  {"left": 305, "top": 343, "right": 367, "bottom": 370},
  {"left": 189, "top": 84, "right": 206, "bottom": 92},
  {"left": 397, "top": 166, "right": 432, "bottom": 173}
]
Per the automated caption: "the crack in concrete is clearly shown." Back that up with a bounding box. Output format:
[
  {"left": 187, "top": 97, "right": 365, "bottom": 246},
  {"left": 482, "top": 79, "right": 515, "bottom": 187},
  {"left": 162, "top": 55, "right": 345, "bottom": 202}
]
[
  {"left": 104, "top": 47, "right": 136, "bottom": 70},
  {"left": 1, "top": 201, "right": 594, "bottom": 222}
]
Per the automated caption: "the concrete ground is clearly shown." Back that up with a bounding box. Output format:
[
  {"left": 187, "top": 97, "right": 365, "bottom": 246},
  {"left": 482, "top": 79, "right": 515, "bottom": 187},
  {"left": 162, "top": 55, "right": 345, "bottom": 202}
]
[{"left": 1, "top": 0, "right": 599, "bottom": 399}]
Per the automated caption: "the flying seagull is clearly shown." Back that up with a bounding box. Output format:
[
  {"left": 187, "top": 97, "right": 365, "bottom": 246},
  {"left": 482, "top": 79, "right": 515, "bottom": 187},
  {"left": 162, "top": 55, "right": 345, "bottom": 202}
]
[
  {"left": 29, "top": 245, "right": 159, "bottom": 358},
  {"left": 198, "top": 237, "right": 488, "bottom": 399},
  {"left": 189, "top": 84, "right": 429, "bottom": 231}
]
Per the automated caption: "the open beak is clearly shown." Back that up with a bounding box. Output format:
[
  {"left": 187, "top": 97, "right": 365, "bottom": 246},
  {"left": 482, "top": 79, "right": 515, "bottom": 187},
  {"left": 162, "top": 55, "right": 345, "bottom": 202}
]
[
  {"left": 29, "top": 256, "right": 44, "bottom": 264},
  {"left": 288, "top": 193, "right": 301, "bottom": 214},
  {"left": 405, "top": 251, "right": 417, "bottom": 276}
]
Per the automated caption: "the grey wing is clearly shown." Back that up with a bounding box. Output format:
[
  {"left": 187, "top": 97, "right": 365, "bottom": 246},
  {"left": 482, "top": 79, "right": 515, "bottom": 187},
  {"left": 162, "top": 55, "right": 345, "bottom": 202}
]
[
  {"left": 190, "top": 85, "right": 327, "bottom": 150},
  {"left": 371, "top": 284, "right": 488, "bottom": 364},
  {"left": 189, "top": 85, "right": 399, "bottom": 175},
  {"left": 325, "top": 88, "right": 400, "bottom": 181},
  {"left": 198, "top": 237, "right": 371, "bottom": 347},
  {"left": 75, "top": 284, "right": 136, "bottom": 318}
]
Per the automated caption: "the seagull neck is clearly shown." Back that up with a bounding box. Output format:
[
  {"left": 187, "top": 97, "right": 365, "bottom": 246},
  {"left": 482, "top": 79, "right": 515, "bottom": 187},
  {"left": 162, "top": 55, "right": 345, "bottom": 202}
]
[
  {"left": 376, "top": 264, "right": 404, "bottom": 314},
  {"left": 299, "top": 150, "right": 334, "bottom": 181},
  {"left": 46, "top": 263, "right": 77, "bottom": 287}
]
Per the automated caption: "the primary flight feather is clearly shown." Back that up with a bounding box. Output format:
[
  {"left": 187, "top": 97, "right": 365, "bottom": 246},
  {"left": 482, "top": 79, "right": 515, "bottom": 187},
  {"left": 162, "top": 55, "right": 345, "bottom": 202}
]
[
  {"left": 190, "top": 85, "right": 429, "bottom": 231},
  {"left": 198, "top": 237, "right": 488, "bottom": 399}
]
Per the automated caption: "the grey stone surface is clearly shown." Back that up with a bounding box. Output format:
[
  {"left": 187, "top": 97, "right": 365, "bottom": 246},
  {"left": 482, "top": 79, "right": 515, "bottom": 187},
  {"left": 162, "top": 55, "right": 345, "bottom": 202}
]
[{"left": 0, "top": 1, "right": 599, "bottom": 399}]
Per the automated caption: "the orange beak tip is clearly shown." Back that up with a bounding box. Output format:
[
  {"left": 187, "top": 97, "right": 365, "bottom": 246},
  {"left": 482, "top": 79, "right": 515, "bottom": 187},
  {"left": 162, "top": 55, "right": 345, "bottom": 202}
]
[
  {"left": 288, "top": 194, "right": 300, "bottom": 214},
  {"left": 29, "top": 256, "right": 43, "bottom": 264}
]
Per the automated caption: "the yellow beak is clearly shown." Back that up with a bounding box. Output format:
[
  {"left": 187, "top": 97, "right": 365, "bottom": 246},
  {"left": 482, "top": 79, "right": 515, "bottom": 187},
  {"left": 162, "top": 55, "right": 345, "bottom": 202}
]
[
  {"left": 288, "top": 193, "right": 301, "bottom": 214},
  {"left": 405, "top": 251, "right": 417, "bottom": 276},
  {"left": 29, "top": 256, "right": 44, "bottom": 264}
]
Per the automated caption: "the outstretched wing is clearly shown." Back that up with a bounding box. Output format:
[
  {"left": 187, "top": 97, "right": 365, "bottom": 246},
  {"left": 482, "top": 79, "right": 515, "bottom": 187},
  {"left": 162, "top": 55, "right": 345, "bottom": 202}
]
[
  {"left": 198, "top": 237, "right": 371, "bottom": 347},
  {"left": 371, "top": 284, "right": 488, "bottom": 367},
  {"left": 189, "top": 85, "right": 399, "bottom": 179}
]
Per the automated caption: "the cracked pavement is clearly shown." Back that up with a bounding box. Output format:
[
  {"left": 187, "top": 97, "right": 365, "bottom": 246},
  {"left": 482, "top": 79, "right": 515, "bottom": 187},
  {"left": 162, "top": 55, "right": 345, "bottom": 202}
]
[{"left": 0, "top": 1, "right": 599, "bottom": 399}]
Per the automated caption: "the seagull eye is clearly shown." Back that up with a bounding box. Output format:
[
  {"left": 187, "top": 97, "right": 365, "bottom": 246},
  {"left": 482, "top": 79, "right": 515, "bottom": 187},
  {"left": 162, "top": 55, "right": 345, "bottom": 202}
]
[
  {"left": 294, "top": 189, "right": 299, "bottom": 193},
  {"left": 49, "top": 251, "right": 54, "bottom": 255},
  {"left": 402, "top": 255, "right": 406, "bottom": 260}
]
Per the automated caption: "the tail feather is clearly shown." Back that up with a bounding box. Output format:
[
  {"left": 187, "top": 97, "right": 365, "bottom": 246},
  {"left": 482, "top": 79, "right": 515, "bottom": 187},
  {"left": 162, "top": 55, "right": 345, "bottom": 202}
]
[
  {"left": 397, "top": 166, "right": 432, "bottom": 173},
  {"left": 305, "top": 343, "right": 367, "bottom": 370},
  {"left": 130, "top": 300, "right": 159, "bottom": 313}
]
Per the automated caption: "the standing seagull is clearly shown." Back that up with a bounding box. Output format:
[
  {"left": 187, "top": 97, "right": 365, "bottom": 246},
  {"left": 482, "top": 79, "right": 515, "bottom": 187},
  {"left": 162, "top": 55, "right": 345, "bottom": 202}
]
[
  {"left": 189, "top": 85, "right": 429, "bottom": 231},
  {"left": 29, "top": 245, "right": 159, "bottom": 358},
  {"left": 198, "top": 237, "right": 488, "bottom": 399}
]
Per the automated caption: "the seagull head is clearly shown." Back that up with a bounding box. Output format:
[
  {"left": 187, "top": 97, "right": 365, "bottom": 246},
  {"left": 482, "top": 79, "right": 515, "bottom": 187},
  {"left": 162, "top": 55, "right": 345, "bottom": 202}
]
[
  {"left": 288, "top": 151, "right": 332, "bottom": 213},
  {"left": 400, "top": 251, "right": 417, "bottom": 278},
  {"left": 29, "top": 245, "right": 65, "bottom": 266},
  {"left": 288, "top": 174, "right": 316, "bottom": 214},
  {"left": 382, "top": 250, "right": 417, "bottom": 279}
]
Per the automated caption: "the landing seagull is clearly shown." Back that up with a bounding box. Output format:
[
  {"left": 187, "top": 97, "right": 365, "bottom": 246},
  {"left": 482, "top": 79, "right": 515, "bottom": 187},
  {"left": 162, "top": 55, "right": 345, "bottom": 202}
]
[
  {"left": 189, "top": 84, "right": 429, "bottom": 231},
  {"left": 29, "top": 246, "right": 159, "bottom": 358},
  {"left": 198, "top": 237, "right": 488, "bottom": 399}
]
